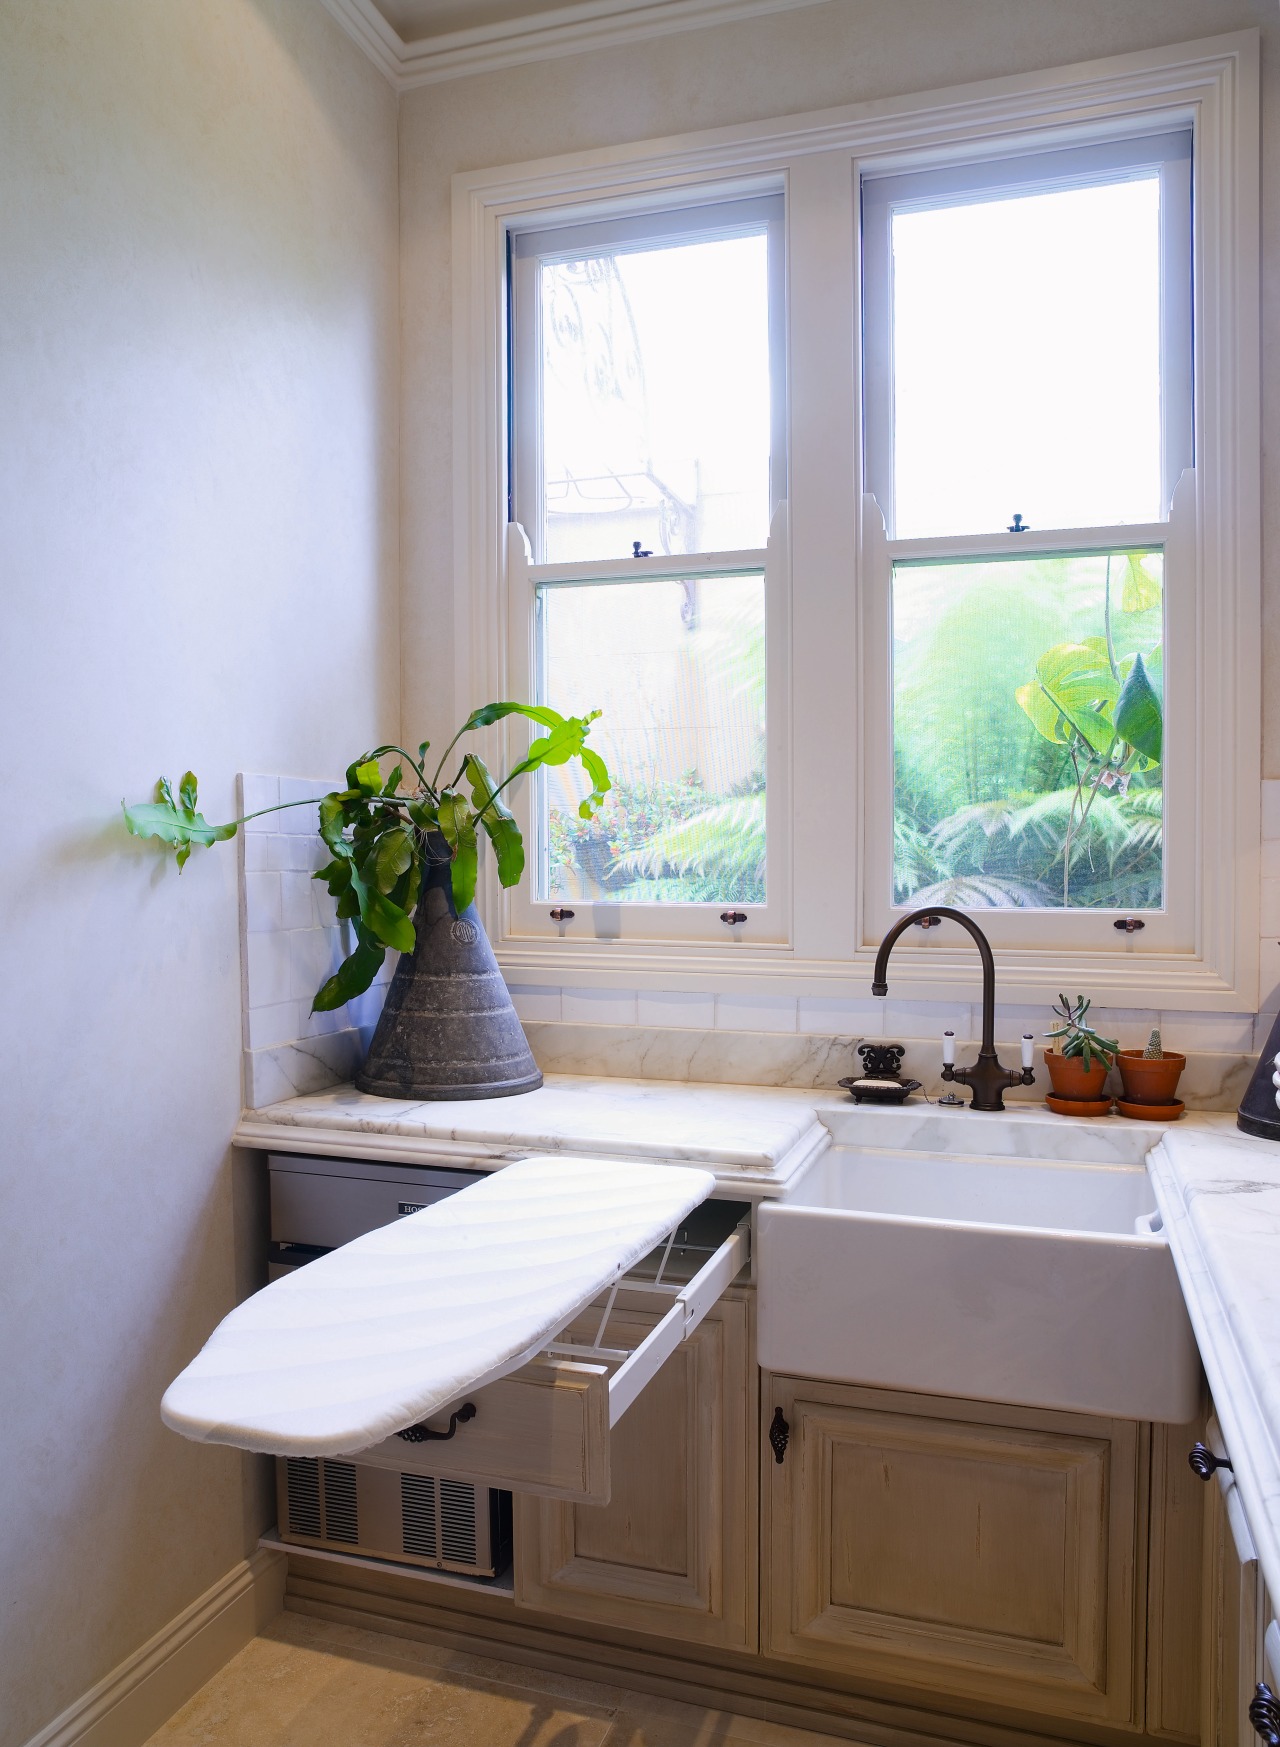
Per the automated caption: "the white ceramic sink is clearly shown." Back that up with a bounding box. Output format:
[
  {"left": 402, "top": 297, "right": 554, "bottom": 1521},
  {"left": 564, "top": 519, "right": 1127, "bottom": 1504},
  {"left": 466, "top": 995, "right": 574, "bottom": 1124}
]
[{"left": 757, "top": 1110, "right": 1200, "bottom": 1422}]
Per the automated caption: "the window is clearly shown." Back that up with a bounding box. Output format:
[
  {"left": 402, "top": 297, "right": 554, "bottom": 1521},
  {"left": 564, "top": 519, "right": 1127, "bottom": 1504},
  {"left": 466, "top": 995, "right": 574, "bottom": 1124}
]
[
  {"left": 860, "top": 132, "right": 1191, "bottom": 938},
  {"left": 506, "top": 198, "right": 787, "bottom": 940},
  {"left": 455, "top": 33, "right": 1258, "bottom": 1005}
]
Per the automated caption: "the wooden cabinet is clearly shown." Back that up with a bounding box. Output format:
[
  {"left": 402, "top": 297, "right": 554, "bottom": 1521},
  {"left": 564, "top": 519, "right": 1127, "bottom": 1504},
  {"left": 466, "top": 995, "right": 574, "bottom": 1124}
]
[
  {"left": 1200, "top": 1416, "right": 1265, "bottom": 1747},
  {"left": 762, "top": 1375, "right": 1144, "bottom": 1729},
  {"left": 1145, "top": 1417, "right": 1207, "bottom": 1742},
  {"left": 513, "top": 1288, "right": 756, "bottom": 1650}
]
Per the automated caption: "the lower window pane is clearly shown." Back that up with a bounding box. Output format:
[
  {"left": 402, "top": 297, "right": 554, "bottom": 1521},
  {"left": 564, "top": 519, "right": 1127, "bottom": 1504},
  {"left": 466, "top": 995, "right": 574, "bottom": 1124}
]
[
  {"left": 892, "top": 551, "right": 1164, "bottom": 911},
  {"left": 537, "top": 573, "right": 766, "bottom": 904}
]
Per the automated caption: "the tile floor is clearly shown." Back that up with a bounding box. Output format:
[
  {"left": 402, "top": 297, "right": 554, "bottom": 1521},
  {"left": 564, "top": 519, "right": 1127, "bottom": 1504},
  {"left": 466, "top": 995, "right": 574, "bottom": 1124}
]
[{"left": 144, "top": 1611, "right": 866, "bottom": 1747}]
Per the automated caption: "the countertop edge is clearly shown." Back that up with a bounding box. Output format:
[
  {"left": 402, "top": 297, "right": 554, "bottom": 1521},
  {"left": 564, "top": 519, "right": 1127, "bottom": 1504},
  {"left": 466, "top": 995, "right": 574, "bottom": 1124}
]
[{"left": 1149, "top": 1136, "right": 1280, "bottom": 1607}]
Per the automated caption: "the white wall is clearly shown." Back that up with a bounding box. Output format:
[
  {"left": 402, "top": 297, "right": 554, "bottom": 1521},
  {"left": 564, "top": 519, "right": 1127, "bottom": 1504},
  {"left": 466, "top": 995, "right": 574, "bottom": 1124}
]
[{"left": 0, "top": 3, "right": 398, "bottom": 1740}]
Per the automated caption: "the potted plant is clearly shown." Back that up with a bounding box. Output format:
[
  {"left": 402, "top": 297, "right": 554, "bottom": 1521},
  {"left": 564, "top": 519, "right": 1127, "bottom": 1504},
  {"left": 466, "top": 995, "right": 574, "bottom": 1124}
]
[
  {"left": 1043, "top": 994, "right": 1119, "bottom": 1107},
  {"left": 124, "top": 701, "right": 610, "bottom": 1099},
  {"left": 1117, "top": 1026, "right": 1186, "bottom": 1108}
]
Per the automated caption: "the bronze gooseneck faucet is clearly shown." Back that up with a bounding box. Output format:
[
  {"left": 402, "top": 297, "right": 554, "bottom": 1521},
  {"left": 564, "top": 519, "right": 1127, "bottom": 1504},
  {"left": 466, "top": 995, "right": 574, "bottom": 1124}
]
[{"left": 871, "top": 907, "right": 1034, "bottom": 1112}]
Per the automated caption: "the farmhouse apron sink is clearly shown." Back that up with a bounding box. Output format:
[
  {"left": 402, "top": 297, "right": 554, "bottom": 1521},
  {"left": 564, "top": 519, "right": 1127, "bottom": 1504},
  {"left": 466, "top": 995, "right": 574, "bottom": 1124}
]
[{"left": 757, "top": 1116, "right": 1200, "bottom": 1423}]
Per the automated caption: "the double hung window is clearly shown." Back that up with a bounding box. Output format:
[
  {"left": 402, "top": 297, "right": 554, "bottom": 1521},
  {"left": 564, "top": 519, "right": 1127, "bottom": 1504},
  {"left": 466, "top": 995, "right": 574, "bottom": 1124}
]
[
  {"left": 506, "top": 197, "right": 787, "bottom": 942},
  {"left": 860, "top": 131, "right": 1194, "bottom": 949},
  {"left": 458, "top": 33, "right": 1258, "bottom": 1003}
]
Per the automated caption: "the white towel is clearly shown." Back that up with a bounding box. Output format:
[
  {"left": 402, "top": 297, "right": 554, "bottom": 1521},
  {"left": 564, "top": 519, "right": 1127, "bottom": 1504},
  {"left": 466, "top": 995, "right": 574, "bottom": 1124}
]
[{"left": 161, "top": 1154, "right": 715, "bottom": 1457}]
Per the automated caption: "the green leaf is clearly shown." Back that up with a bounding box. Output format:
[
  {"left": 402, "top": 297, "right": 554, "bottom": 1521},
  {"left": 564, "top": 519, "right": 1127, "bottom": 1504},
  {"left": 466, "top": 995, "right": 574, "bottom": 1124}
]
[
  {"left": 1121, "top": 551, "right": 1162, "bottom": 614},
  {"left": 369, "top": 822, "right": 414, "bottom": 894},
  {"left": 465, "top": 753, "right": 524, "bottom": 888},
  {"left": 122, "top": 774, "right": 237, "bottom": 872},
  {"left": 346, "top": 756, "right": 383, "bottom": 796},
  {"left": 438, "top": 789, "right": 479, "bottom": 914},
  {"left": 1114, "top": 651, "right": 1163, "bottom": 763},
  {"left": 312, "top": 936, "right": 386, "bottom": 1012},
  {"left": 576, "top": 746, "right": 612, "bottom": 820},
  {"left": 459, "top": 700, "right": 574, "bottom": 734},
  {"left": 407, "top": 798, "right": 438, "bottom": 832}
]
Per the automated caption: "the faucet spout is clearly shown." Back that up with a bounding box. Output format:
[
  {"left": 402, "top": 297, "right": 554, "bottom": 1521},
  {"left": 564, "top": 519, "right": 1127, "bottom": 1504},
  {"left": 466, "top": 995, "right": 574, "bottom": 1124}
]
[{"left": 872, "top": 906, "right": 1032, "bottom": 1112}]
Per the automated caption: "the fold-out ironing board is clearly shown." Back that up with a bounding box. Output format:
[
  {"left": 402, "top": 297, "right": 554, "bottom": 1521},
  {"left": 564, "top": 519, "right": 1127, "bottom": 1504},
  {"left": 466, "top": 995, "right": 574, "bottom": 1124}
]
[{"left": 162, "top": 1155, "right": 720, "bottom": 1461}]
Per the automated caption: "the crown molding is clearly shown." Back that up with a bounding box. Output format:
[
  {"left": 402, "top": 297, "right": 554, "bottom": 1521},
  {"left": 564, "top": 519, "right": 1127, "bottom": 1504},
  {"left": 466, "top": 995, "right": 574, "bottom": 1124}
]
[{"left": 320, "top": 0, "right": 833, "bottom": 89}]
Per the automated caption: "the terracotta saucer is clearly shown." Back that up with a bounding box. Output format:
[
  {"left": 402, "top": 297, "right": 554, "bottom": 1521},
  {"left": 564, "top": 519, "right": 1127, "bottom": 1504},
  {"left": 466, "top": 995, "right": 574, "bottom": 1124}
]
[
  {"left": 1045, "top": 1094, "right": 1114, "bottom": 1118},
  {"left": 1115, "top": 1097, "right": 1185, "bottom": 1121}
]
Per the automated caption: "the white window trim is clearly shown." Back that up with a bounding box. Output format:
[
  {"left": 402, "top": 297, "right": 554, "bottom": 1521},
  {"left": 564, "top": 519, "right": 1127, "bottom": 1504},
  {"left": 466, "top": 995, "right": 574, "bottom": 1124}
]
[{"left": 451, "top": 29, "right": 1260, "bottom": 1008}]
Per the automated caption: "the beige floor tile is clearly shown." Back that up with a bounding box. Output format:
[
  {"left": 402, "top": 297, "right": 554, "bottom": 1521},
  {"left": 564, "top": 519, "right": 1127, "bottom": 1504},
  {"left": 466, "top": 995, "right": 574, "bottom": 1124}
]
[
  {"left": 601, "top": 1693, "right": 864, "bottom": 1747},
  {"left": 145, "top": 1614, "right": 614, "bottom": 1747},
  {"left": 301, "top": 1612, "right": 628, "bottom": 1711},
  {"left": 145, "top": 1613, "right": 866, "bottom": 1747}
]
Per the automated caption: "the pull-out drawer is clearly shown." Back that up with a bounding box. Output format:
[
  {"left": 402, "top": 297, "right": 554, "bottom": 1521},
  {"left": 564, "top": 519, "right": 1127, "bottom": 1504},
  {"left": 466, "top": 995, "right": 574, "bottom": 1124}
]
[{"left": 354, "top": 1210, "right": 750, "bottom": 1504}]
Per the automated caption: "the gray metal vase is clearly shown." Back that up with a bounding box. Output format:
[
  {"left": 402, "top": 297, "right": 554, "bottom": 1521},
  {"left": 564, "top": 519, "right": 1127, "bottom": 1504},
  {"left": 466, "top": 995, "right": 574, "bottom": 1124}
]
[{"left": 355, "top": 841, "right": 542, "bottom": 1100}]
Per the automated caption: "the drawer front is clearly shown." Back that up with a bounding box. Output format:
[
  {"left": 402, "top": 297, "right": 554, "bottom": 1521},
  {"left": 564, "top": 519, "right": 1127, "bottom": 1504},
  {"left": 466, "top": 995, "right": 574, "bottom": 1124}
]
[
  {"left": 355, "top": 1357, "right": 612, "bottom": 1504},
  {"left": 268, "top": 1159, "right": 481, "bottom": 1249},
  {"left": 349, "top": 1223, "right": 748, "bottom": 1507}
]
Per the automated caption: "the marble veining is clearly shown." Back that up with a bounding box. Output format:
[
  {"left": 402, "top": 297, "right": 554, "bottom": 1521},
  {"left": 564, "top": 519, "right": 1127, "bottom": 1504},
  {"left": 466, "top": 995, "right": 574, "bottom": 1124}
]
[
  {"left": 1148, "top": 1128, "right": 1280, "bottom": 1609},
  {"left": 236, "top": 1074, "right": 832, "bottom": 1194}
]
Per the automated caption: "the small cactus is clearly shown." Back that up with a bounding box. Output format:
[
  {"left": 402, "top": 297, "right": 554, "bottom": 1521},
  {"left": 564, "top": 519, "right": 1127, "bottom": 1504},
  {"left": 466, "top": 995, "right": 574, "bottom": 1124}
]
[{"left": 1143, "top": 1026, "right": 1164, "bottom": 1060}]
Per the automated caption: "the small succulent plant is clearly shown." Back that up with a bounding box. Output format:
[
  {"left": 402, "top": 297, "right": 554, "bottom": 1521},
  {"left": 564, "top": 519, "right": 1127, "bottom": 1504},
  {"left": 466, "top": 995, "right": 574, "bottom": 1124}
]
[
  {"left": 1143, "top": 1026, "right": 1164, "bottom": 1059},
  {"left": 1045, "top": 994, "right": 1120, "bottom": 1071}
]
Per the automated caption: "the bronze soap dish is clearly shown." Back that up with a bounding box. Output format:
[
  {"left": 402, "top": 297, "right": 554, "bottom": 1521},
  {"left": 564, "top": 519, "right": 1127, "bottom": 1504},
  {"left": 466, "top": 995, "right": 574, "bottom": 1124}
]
[{"left": 837, "top": 1043, "right": 921, "bottom": 1106}]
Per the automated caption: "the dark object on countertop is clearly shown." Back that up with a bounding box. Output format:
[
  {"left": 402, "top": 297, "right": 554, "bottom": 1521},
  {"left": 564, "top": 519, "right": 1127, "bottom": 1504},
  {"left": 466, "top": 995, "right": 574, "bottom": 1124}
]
[
  {"left": 1237, "top": 1009, "right": 1280, "bottom": 1141},
  {"left": 356, "top": 844, "right": 542, "bottom": 1100},
  {"left": 838, "top": 1043, "right": 922, "bottom": 1106}
]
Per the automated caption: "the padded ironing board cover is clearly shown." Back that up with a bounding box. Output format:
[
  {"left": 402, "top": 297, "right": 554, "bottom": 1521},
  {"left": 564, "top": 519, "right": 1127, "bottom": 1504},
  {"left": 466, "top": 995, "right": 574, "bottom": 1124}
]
[{"left": 161, "top": 1154, "right": 716, "bottom": 1458}]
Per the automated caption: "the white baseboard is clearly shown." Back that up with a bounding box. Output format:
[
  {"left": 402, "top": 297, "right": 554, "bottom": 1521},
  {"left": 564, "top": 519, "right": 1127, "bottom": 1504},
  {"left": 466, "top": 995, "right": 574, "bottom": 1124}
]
[{"left": 22, "top": 1547, "right": 285, "bottom": 1747}]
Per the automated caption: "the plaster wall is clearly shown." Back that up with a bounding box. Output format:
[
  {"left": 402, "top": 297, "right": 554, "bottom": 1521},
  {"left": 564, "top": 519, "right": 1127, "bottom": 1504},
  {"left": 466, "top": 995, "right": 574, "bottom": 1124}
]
[
  {"left": 0, "top": 3, "right": 398, "bottom": 1740},
  {"left": 399, "top": 0, "right": 1277, "bottom": 764}
]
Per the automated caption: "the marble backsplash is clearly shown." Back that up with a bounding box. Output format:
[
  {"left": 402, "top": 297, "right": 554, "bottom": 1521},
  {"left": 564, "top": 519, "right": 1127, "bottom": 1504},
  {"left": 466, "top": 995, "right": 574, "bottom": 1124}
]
[
  {"left": 237, "top": 773, "right": 1280, "bottom": 1114},
  {"left": 519, "top": 1019, "right": 1254, "bottom": 1111}
]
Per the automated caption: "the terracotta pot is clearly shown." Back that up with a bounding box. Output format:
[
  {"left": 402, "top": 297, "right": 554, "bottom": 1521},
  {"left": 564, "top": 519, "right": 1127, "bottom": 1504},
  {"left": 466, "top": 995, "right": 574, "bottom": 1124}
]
[
  {"left": 1117, "top": 1049, "right": 1186, "bottom": 1106},
  {"left": 1043, "top": 1050, "right": 1112, "bottom": 1101}
]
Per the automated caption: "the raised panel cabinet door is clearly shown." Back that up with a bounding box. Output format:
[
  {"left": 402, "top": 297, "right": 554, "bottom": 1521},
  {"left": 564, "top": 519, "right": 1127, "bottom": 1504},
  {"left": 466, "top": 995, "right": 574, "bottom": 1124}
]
[
  {"left": 513, "top": 1290, "right": 756, "bottom": 1650},
  {"left": 763, "top": 1377, "right": 1143, "bottom": 1728}
]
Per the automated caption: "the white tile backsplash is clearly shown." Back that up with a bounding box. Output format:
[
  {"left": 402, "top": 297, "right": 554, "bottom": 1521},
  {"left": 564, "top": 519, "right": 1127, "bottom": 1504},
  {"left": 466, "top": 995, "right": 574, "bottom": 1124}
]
[
  {"left": 797, "top": 996, "right": 884, "bottom": 1036},
  {"left": 508, "top": 984, "right": 563, "bottom": 1024},
  {"left": 715, "top": 993, "right": 798, "bottom": 1032},
  {"left": 242, "top": 871, "right": 281, "bottom": 934},
  {"left": 883, "top": 1000, "right": 971, "bottom": 1044},
  {"left": 561, "top": 987, "right": 639, "bottom": 1026},
  {"left": 245, "top": 930, "right": 293, "bottom": 1010},
  {"left": 1159, "top": 1011, "right": 1257, "bottom": 1055},
  {"left": 636, "top": 989, "right": 716, "bottom": 1029}
]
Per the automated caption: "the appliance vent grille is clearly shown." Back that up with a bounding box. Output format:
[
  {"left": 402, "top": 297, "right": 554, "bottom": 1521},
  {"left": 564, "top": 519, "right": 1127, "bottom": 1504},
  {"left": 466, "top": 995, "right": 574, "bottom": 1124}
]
[
  {"left": 440, "top": 1478, "right": 478, "bottom": 1566},
  {"left": 400, "top": 1473, "right": 439, "bottom": 1559},
  {"left": 322, "top": 1460, "right": 358, "bottom": 1544},
  {"left": 285, "top": 1458, "right": 322, "bottom": 1540}
]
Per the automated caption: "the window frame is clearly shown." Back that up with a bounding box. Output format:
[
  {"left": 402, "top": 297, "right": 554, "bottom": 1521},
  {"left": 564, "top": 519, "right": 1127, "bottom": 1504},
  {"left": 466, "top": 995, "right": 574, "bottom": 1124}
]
[
  {"left": 504, "top": 194, "right": 791, "bottom": 945},
  {"left": 450, "top": 30, "right": 1260, "bottom": 1008}
]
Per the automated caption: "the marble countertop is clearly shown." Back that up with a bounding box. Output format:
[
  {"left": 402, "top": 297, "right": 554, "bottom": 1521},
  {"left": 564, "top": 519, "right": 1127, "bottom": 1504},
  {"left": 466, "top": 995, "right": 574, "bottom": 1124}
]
[
  {"left": 234, "top": 1075, "right": 831, "bottom": 1197},
  {"left": 1148, "top": 1126, "right": 1280, "bottom": 1606}
]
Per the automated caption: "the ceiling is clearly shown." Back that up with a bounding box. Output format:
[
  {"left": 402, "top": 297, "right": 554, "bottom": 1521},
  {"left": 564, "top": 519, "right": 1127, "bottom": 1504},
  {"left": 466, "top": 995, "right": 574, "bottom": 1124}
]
[
  {"left": 369, "top": 0, "right": 586, "bottom": 42},
  {"left": 320, "top": 0, "right": 832, "bottom": 87}
]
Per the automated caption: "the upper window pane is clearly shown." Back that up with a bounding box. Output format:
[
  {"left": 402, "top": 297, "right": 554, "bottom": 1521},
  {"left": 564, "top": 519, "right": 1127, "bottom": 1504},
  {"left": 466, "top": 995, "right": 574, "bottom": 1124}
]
[
  {"left": 864, "top": 133, "right": 1191, "bottom": 540},
  {"left": 515, "top": 202, "right": 777, "bottom": 563}
]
